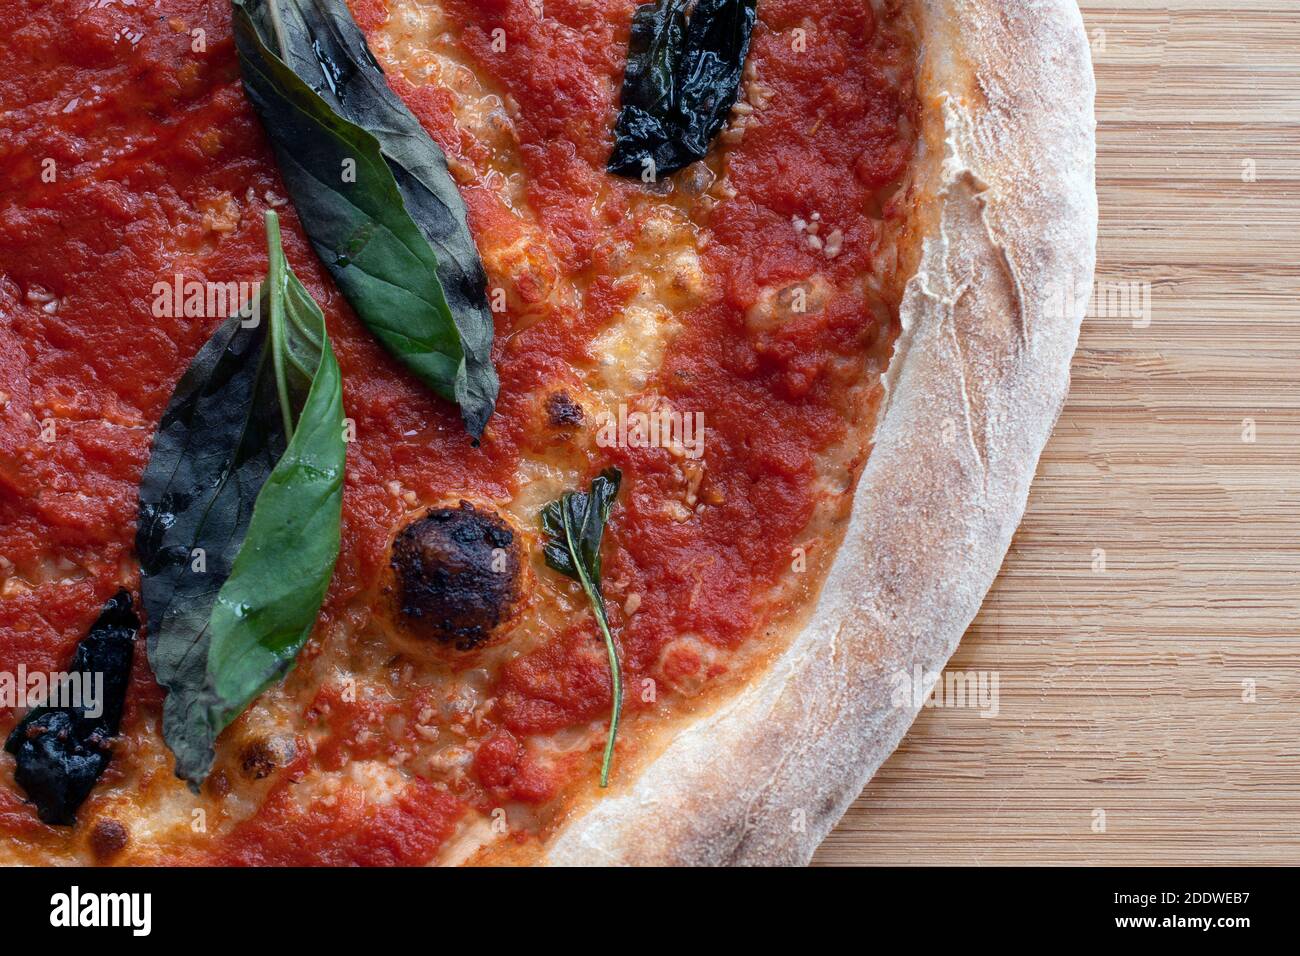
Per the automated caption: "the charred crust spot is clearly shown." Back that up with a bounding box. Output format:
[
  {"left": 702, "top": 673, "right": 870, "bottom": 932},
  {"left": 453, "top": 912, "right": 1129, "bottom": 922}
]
[
  {"left": 546, "top": 390, "right": 584, "bottom": 429},
  {"left": 90, "top": 819, "right": 129, "bottom": 860},
  {"left": 390, "top": 501, "right": 523, "bottom": 651},
  {"left": 239, "top": 736, "right": 296, "bottom": 781},
  {"left": 241, "top": 745, "right": 275, "bottom": 780}
]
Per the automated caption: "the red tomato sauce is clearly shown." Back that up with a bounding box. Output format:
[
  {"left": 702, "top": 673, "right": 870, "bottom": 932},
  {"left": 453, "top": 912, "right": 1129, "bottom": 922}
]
[{"left": 0, "top": 0, "right": 914, "bottom": 862}]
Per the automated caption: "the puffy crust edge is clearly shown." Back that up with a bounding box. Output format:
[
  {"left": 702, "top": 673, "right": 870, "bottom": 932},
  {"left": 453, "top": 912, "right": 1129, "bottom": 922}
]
[{"left": 543, "top": 0, "right": 1097, "bottom": 865}]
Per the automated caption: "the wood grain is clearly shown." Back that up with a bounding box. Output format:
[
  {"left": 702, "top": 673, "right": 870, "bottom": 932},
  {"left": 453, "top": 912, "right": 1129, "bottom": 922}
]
[{"left": 814, "top": 0, "right": 1300, "bottom": 865}]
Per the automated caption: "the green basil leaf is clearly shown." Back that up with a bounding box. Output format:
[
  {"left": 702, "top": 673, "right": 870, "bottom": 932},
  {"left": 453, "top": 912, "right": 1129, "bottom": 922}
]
[
  {"left": 540, "top": 468, "right": 622, "bottom": 589},
  {"left": 232, "top": 0, "right": 498, "bottom": 438},
  {"left": 138, "top": 211, "right": 346, "bottom": 787},
  {"left": 540, "top": 469, "right": 623, "bottom": 786},
  {"left": 608, "top": 0, "right": 759, "bottom": 180},
  {"left": 4, "top": 591, "right": 139, "bottom": 825}
]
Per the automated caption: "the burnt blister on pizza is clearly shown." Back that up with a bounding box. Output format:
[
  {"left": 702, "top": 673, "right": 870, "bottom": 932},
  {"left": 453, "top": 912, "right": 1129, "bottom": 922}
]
[
  {"left": 387, "top": 502, "right": 525, "bottom": 651},
  {"left": 237, "top": 734, "right": 299, "bottom": 782},
  {"left": 4, "top": 590, "right": 138, "bottom": 826},
  {"left": 546, "top": 390, "right": 586, "bottom": 429}
]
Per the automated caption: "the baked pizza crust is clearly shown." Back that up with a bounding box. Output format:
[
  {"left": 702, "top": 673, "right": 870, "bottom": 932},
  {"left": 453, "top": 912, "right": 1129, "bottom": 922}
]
[{"left": 542, "top": 0, "right": 1098, "bottom": 865}]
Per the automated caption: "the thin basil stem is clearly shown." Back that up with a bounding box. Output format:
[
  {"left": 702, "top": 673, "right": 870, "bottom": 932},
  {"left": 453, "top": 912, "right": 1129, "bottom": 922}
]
[
  {"left": 563, "top": 507, "right": 623, "bottom": 787},
  {"left": 264, "top": 210, "right": 295, "bottom": 438}
]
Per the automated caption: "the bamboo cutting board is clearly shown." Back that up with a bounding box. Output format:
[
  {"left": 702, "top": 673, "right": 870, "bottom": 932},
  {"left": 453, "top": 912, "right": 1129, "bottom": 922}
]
[{"left": 815, "top": 0, "right": 1300, "bottom": 865}]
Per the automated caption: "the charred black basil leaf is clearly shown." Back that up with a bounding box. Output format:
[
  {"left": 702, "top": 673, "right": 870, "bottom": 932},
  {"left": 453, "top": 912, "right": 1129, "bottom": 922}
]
[
  {"left": 233, "top": 0, "right": 498, "bottom": 438},
  {"left": 607, "top": 0, "right": 690, "bottom": 179},
  {"left": 608, "top": 0, "right": 759, "bottom": 180},
  {"left": 138, "top": 212, "right": 345, "bottom": 788},
  {"left": 4, "top": 591, "right": 138, "bottom": 826},
  {"left": 540, "top": 469, "right": 623, "bottom": 786},
  {"left": 677, "top": 0, "right": 759, "bottom": 159}
]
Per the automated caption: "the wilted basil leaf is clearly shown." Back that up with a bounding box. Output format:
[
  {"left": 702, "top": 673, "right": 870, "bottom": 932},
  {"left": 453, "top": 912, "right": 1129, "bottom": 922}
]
[
  {"left": 233, "top": 0, "right": 498, "bottom": 438},
  {"left": 138, "top": 211, "right": 346, "bottom": 787}
]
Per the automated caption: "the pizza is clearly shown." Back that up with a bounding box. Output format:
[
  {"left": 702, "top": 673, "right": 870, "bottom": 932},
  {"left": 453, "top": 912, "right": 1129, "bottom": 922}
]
[{"left": 0, "top": 0, "right": 1096, "bottom": 865}]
